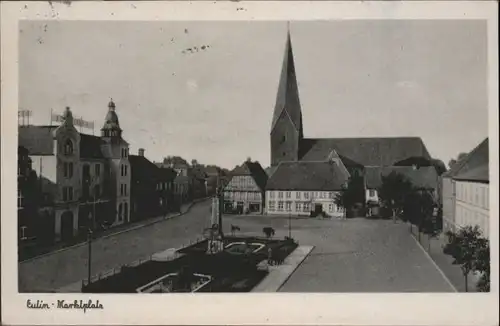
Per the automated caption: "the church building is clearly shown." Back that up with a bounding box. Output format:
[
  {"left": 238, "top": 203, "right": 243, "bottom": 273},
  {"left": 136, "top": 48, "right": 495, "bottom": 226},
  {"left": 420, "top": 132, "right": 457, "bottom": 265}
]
[{"left": 266, "top": 30, "right": 435, "bottom": 217}]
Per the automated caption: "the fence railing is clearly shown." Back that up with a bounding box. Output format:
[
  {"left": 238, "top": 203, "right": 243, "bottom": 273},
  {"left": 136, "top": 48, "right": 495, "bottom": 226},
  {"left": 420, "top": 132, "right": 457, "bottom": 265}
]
[{"left": 81, "top": 237, "right": 207, "bottom": 289}]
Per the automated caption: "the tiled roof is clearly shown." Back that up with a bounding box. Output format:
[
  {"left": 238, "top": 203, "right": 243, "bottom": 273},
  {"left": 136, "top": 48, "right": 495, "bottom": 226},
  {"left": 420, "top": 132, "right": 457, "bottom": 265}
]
[
  {"left": 443, "top": 138, "right": 488, "bottom": 178},
  {"left": 265, "top": 166, "right": 278, "bottom": 177},
  {"left": 453, "top": 164, "right": 489, "bottom": 183},
  {"left": 129, "top": 155, "right": 160, "bottom": 180},
  {"left": 18, "top": 126, "right": 57, "bottom": 155},
  {"left": 271, "top": 31, "right": 303, "bottom": 133},
  {"left": 364, "top": 166, "right": 439, "bottom": 190},
  {"left": 80, "top": 134, "right": 104, "bottom": 159},
  {"left": 266, "top": 161, "right": 349, "bottom": 191},
  {"left": 230, "top": 161, "right": 268, "bottom": 191},
  {"left": 300, "top": 137, "right": 431, "bottom": 167}
]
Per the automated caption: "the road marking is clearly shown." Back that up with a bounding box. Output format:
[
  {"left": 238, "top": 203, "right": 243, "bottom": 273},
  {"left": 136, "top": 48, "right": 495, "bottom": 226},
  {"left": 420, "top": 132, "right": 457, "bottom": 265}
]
[
  {"left": 410, "top": 233, "right": 458, "bottom": 292},
  {"left": 20, "top": 199, "right": 209, "bottom": 264}
]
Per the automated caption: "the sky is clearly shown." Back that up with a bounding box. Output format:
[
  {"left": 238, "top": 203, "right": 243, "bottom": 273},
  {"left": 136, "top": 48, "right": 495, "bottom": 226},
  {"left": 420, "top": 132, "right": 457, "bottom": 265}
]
[{"left": 19, "top": 20, "right": 488, "bottom": 170}]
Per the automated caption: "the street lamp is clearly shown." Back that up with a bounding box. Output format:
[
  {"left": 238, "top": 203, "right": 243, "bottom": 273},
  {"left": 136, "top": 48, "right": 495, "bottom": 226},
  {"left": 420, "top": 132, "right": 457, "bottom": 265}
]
[
  {"left": 87, "top": 178, "right": 97, "bottom": 285},
  {"left": 288, "top": 213, "right": 292, "bottom": 239}
]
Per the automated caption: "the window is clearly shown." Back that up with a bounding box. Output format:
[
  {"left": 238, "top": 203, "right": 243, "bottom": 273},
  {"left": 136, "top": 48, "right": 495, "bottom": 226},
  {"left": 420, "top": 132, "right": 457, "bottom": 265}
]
[
  {"left": 124, "top": 202, "right": 128, "bottom": 221},
  {"left": 94, "top": 185, "right": 100, "bottom": 198},
  {"left": 118, "top": 204, "right": 123, "bottom": 221},
  {"left": 63, "top": 162, "right": 73, "bottom": 178},
  {"left": 286, "top": 201, "right": 292, "bottom": 211},
  {"left": 286, "top": 191, "right": 291, "bottom": 198},
  {"left": 121, "top": 148, "right": 128, "bottom": 158},
  {"left": 329, "top": 204, "right": 334, "bottom": 212},
  {"left": 296, "top": 192, "right": 301, "bottom": 199},
  {"left": 475, "top": 187, "right": 479, "bottom": 206},
  {"left": 62, "top": 187, "right": 73, "bottom": 202},
  {"left": 125, "top": 165, "right": 128, "bottom": 176},
  {"left": 17, "top": 190, "right": 24, "bottom": 208},
  {"left": 120, "top": 184, "right": 127, "bottom": 196},
  {"left": 270, "top": 191, "right": 275, "bottom": 198},
  {"left": 63, "top": 139, "right": 73, "bottom": 155},
  {"left": 278, "top": 191, "right": 283, "bottom": 199},
  {"left": 369, "top": 189, "right": 375, "bottom": 197},
  {"left": 295, "top": 202, "right": 302, "bottom": 212},
  {"left": 268, "top": 201, "right": 276, "bottom": 211},
  {"left": 303, "top": 202, "right": 310, "bottom": 212},
  {"left": 95, "top": 164, "right": 101, "bottom": 177},
  {"left": 304, "top": 192, "right": 309, "bottom": 199},
  {"left": 329, "top": 192, "right": 334, "bottom": 199},
  {"left": 320, "top": 192, "right": 325, "bottom": 199},
  {"left": 278, "top": 201, "right": 284, "bottom": 211}
]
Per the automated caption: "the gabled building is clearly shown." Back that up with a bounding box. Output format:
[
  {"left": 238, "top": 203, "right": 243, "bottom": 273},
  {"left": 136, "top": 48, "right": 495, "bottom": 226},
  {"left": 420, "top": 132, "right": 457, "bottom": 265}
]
[
  {"left": 223, "top": 161, "right": 268, "bottom": 214},
  {"left": 441, "top": 138, "right": 489, "bottom": 233},
  {"left": 265, "top": 160, "right": 349, "bottom": 217},
  {"left": 18, "top": 101, "right": 131, "bottom": 242},
  {"left": 267, "top": 29, "right": 435, "bottom": 218}
]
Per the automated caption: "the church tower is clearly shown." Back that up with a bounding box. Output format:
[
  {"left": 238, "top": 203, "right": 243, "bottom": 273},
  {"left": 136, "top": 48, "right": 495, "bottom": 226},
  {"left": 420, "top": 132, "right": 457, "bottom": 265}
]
[{"left": 270, "top": 26, "right": 304, "bottom": 166}]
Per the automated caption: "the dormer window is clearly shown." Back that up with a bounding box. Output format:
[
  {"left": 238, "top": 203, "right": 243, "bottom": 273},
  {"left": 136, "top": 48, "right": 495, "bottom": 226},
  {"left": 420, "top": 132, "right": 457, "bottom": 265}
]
[{"left": 63, "top": 139, "right": 73, "bottom": 155}]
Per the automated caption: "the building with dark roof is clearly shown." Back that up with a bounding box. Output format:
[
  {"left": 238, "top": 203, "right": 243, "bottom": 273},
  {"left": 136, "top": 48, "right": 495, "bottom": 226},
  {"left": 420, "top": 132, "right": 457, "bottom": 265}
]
[
  {"left": 441, "top": 138, "right": 489, "bottom": 233},
  {"left": 446, "top": 139, "right": 489, "bottom": 238},
  {"left": 129, "top": 149, "right": 176, "bottom": 221},
  {"left": 267, "top": 29, "right": 437, "bottom": 217},
  {"left": 266, "top": 161, "right": 349, "bottom": 217},
  {"left": 18, "top": 101, "right": 131, "bottom": 242},
  {"left": 223, "top": 160, "right": 268, "bottom": 214}
]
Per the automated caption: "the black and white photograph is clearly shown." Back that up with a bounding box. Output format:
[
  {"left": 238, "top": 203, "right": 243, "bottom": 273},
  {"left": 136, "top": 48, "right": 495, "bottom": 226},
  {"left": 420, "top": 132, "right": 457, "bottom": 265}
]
[{"left": 1, "top": 1, "right": 498, "bottom": 325}]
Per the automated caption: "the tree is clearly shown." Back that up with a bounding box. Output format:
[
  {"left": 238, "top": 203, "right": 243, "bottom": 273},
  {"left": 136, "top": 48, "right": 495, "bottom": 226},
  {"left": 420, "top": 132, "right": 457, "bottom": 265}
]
[
  {"left": 378, "top": 172, "right": 414, "bottom": 222},
  {"left": 163, "top": 156, "right": 188, "bottom": 165},
  {"left": 191, "top": 159, "right": 199, "bottom": 167},
  {"left": 445, "top": 225, "right": 483, "bottom": 292},
  {"left": 474, "top": 237, "right": 490, "bottom": 292},
  {"left": 430, "top": 159, "right": 447, "bottom": 176},
  {"left": 333, "top": 171, "right": 365, "bottom": 218},
  {"left": 448, "top": 152, "right": 468, "bottom": 169}
]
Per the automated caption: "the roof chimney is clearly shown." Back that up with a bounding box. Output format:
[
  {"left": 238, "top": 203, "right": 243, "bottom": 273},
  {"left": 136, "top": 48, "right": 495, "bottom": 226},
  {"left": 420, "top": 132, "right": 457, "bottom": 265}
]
[{"left": 138, "top": 148, "right": 145, "bottom": 157}]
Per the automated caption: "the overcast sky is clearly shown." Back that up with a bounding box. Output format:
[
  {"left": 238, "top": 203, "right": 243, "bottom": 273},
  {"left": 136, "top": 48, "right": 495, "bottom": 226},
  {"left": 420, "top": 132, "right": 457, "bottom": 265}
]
[{"left": 19, "top": 20, "right": 488, "bottom": 169}]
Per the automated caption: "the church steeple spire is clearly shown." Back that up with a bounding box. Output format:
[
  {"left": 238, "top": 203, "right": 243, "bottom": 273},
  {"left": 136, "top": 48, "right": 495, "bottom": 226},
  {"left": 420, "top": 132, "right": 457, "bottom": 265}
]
[
  {"left": 101, "top": 98, "right": 122, "bottom": 138},
  {"left": 270, "top": 24, "right": 304, "bottom": 166},
  {"left": 270, "top": 23, "right": 303, "bottom": 135}
]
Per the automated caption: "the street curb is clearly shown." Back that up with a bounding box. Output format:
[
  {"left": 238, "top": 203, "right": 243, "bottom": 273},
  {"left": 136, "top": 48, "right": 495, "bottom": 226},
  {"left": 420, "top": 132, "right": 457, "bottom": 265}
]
[
  {"left": 20, "top": 198, "right": 211, "bottom": 264},
  {"left": 252, "top": 245, "right": 314, "bottom": 292},
  {"left": 409, "top": 231, "right": 458, "bottom": 292}
]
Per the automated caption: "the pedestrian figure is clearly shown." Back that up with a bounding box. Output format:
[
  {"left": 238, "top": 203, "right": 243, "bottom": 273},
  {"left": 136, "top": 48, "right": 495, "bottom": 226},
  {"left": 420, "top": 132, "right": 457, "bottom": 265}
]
[{"left": 268, "top": 248, "right": 273, "bottom": 266}]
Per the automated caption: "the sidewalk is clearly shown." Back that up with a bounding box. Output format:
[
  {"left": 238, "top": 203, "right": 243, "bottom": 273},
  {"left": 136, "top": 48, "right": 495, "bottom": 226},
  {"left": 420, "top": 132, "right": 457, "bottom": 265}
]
[
  {"left": 252, "top": 246, "right": 314, "bottom": 292},
  {"left": 20, "top": 198, "right": 210, "bottom": 263},
  {"left": 410, "top": 226, "right": 476, "bottom": 292}
]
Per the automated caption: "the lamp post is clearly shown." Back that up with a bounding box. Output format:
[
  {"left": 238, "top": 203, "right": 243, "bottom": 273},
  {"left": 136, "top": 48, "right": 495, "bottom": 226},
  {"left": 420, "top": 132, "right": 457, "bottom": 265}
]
[
  {"left": 87, "top": 179, "right": 97, "bottom": 285},
  {"left": 288, "top": 213, "right": 292, "bottom": 239}
]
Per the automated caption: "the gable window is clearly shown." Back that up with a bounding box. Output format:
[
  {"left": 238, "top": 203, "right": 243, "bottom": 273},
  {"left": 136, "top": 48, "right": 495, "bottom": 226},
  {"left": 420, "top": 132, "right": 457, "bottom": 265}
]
[
  {"left": 95, "top": 164, "right": 101, "bottom": 177},
  {"left": 63, "top": 139, "right": 73, "bottom": 155}
]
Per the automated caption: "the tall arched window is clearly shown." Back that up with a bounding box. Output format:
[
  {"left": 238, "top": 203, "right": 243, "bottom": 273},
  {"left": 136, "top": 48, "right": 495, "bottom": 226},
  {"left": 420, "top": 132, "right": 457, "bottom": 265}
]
[
  {"left": 63, "top": 139, "right": 73, "bottom": 155},
  {"left": 123, "top": 203, "right": 128, "bottom": 221},
  {"left": 118, "top": 203, "right": 123, "bottom": 221}
]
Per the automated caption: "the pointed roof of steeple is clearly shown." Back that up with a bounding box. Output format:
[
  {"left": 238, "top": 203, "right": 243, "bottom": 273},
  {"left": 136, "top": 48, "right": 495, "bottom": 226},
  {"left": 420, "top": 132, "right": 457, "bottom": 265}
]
[{"left": 271, "top": 26, "right": 303, "bottom": 133}]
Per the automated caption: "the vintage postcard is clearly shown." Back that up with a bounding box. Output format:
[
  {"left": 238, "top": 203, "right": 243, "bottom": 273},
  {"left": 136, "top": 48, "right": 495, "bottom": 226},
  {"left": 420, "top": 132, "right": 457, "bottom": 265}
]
[{"left": 1, "top": 1, "right": 498, "bottom": 325}]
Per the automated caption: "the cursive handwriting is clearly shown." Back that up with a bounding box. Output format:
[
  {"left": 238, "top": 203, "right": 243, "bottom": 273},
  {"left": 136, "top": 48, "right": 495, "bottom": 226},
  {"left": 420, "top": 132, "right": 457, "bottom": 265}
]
[{"left": 27, "top": 299, "right": 50, "bottom": 309}]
